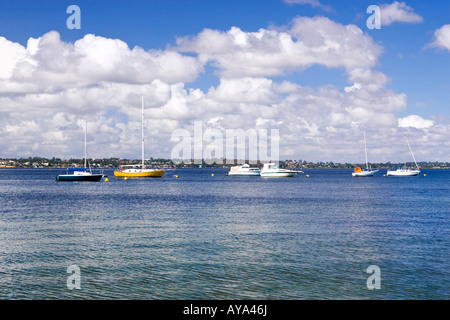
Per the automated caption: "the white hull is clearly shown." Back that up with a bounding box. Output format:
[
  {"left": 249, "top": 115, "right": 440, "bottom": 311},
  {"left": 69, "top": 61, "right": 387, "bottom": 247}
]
[
  {"left": 228, "top": 171, "right": 261, "bottom": 176},
  {"left": 260, "top": 163, "right": 300, "bottom": 178},
  {"left": 260, "top": 171, "right": 297, "bottom": 178},
  {"left": 228, "top": 164, "right": 261, "bottom": 176},
  {"left": 352, "top": 170, "right": 379, "bottom": 177},
  {"left": 386, "top": 169, "right": 420, "bottom": 176}
]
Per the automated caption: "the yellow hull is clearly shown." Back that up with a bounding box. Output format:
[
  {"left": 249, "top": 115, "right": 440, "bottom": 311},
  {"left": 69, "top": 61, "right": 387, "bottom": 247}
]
[{"left": 114, "top": 169, "right": 165, "bottom": 178}]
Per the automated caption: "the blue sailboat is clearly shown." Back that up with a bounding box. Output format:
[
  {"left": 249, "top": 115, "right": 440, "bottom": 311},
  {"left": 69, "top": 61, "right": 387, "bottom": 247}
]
[{"left": 56, "top": 121, "right": 105, "bottom": 182}]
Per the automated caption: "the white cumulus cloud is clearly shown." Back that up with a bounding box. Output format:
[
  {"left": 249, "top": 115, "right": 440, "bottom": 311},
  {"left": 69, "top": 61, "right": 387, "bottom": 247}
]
[
  {"left": 380, "top": 1, "right": 423, "bottom": 26},
  {"left": 428, "top": 24, "right": 450, "bottom": 52},
  {"left": 0, "top": 16, "right": 448, "bottom": 163},
  {"left": 398, "top": 115, "right": 434, "bottom": 129},
  {"left": 0, "top": 31, "right": 203, "bottom": 94},
  {"left": 177, "top": 16, "right": 382, "bottom": 78}
]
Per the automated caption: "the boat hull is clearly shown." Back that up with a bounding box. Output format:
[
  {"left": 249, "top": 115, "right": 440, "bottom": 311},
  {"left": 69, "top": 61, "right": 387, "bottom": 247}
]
[
  {"left": 114, "top": 169, "right": 165, "bottom": 178},
  {"left": 228, "top": 164, "right": 261, "bottom": 176},
  {"left": 228, "top": 171, "right": 261, "bottom": 176},
  {"left": 56, "top": 174, "right": 104, "bottom": 181},
  {"left": 260, "top": 171, "right": 297, "bottom": 178},
  {"left": 352, "top": 170, "right": 379, "bottom": 177},
  {"left": 386, "top": 170, "right": 420, "bottom": 176}
]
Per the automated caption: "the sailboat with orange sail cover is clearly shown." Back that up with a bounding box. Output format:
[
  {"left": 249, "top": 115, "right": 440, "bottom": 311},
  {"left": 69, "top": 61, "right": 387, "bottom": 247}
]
[{"left": 352, "top": 131, "right": 379, "bottom": 177}]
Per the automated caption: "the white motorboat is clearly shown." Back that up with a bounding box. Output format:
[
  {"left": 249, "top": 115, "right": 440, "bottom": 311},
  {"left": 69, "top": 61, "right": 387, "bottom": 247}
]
[
  {"left": 352, "top": 131, "right": 379, "bottom": 177},
  {"left": 227, "top": 163, "right": 261, "bottom": 176},
  {"left": 260, "top": 163, "right": 301, "bottom": 178},
  {"left": 386, "top": 134, "right": 421, "bottom": 177}
]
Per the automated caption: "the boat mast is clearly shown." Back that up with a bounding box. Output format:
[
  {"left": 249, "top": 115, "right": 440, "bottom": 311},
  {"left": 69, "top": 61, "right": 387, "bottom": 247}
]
[
  {"left": 141, "top": 96, "right": 145, "bottom": 169},
  {"left": 404, "top": 134, "right": 419, "bottom": 170},
  {"left": 404, "top": 135, "right": 407, "bottom": 168},
  {"left": 364, "top": 131, "right": 369, "bottom": 170},
  {"left": 84, "top": 120, "right": 87, "bottom": 169}
]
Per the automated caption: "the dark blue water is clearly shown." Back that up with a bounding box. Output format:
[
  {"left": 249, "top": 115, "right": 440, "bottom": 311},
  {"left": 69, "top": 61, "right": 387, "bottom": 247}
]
[{"left": 0, "top": 168, "right": 448, "bottom": 299}]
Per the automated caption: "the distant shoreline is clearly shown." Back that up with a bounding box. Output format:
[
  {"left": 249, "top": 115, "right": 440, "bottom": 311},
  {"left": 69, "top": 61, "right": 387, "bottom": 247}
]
[
  {"left": 1, "top": 166, "right": 449, "bottom": 170},
  {"left": 1, "top": 157, "right": 449, "bottom": 170}
]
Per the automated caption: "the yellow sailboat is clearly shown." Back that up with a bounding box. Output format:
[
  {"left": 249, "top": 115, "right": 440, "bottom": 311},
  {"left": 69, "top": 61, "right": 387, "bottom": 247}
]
[
  {"left": 114, "top": 165, "right": 164, "bottom": 178},
  {"left": 114, "top": 96, "right": 165, "bottom": 178}
]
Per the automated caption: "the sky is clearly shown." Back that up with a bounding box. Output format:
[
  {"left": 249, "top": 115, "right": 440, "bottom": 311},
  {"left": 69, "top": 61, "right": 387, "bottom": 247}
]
[{"left": 0, "top": 0, "right": 449, "bottom": 163}]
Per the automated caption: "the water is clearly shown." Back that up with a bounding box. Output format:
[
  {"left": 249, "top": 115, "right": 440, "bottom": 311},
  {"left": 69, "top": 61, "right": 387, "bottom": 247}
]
[{"left": 0, "top": 168, "right": 448, "bottom": 300}]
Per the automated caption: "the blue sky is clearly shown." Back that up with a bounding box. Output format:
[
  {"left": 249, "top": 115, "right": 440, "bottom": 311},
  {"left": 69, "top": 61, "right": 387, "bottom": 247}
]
[{"left": 0, "top": 0, "right": 449, "bottom": 162}]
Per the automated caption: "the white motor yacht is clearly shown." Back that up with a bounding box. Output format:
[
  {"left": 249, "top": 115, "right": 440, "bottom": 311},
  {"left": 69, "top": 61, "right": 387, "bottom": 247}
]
[
  {"left": 260, "top": 163, "right": 301, "bottom": 178},
  {"left": 227, "top": 163, "right": 261, "bottom": 176}
]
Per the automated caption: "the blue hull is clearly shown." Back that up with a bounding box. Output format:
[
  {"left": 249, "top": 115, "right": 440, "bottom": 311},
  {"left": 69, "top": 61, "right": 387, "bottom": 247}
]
[{"left": 56, "top": 174, "right": 104, "bottom": 182}]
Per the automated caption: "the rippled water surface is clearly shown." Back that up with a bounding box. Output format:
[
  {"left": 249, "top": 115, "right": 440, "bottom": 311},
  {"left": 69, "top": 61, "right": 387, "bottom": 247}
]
[{"left": 0, "top": 168, "right": 448, "bottom": 299}]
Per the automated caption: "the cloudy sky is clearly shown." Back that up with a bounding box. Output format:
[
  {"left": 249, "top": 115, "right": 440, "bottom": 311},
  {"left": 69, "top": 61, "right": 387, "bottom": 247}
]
[{"left": 0, "top": 0, "right": 449, "bottom": 163}]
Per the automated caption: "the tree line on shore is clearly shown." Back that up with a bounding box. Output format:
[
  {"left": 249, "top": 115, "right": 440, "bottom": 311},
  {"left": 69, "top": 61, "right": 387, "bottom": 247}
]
[{"left": 1, "top": 157, "right": 449, "bottom": 169}]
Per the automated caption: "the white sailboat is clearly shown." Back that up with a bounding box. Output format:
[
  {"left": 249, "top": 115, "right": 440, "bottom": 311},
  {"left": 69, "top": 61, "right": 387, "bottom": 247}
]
[
  {"left": 352, "top": 131, "right": 379, "bottom": 177},
  {"left": 386, "top": 134, "right": 420, "bottom": 176}
]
